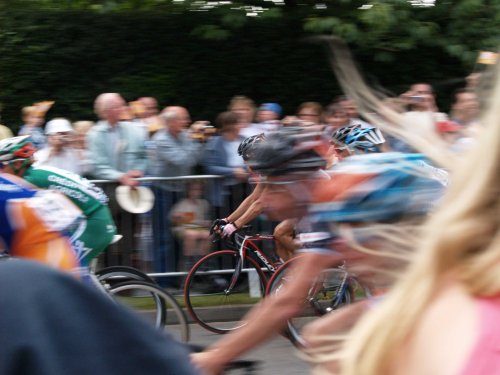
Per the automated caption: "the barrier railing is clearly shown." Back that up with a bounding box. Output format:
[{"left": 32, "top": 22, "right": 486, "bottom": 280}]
[{"left": 91, "top": 175, "right": 277, "bottom": 286}]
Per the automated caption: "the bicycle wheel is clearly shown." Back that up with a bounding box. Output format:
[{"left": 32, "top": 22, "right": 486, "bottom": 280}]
[
  {"left": 109, "top": 281, "right": 190, "bottom": 343},
  {"left": 266, "top": 259, "right": 353, "bottom": 348},
  {"left": 184, "top": 250, "right": 267, "bottom": 334},
  {"left": 95, "top": 266, "right": 156, "bottom": 287}
]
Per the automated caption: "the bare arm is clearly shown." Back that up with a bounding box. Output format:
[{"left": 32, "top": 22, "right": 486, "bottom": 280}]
[
  {"left": 225, "top": 182, "right": 264, "bottom": 223},
  {"left": 232, "top": 199, "right": 263, "bottom": 228},
  {"left": 191, "top": 252, "right": 340, "bottom": 375}
]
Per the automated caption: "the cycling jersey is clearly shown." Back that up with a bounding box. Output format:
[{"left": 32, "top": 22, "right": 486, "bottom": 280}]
[
  {"left": 0, "top": 173, "right": 81, "bottom": 271},
  {"left": 23, "top": 166, "right": 116, "bottom": 265},
  {"left": 24, "top": 166, "right": 108, "bottom": 216},
  {"left": 296, "top": 153, "right": 448, "bottom": 254}
]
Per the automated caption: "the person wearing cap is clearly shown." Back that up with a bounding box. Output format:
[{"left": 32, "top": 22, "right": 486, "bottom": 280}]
[
  {"left": 34, "top": 118, "right": 90, "bottom": 176},
  {"left": 240, "top": 102, "right": 282, "bottom": 138}
]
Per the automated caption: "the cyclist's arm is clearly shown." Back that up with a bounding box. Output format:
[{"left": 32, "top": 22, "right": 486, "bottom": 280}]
[
  {"left": 232, "top": 199, "right": 263, "bottom": 229},
  {"left": 225, "top": 182, "right": 264, "bottom": 223},
  {"left": 191, "top": 251, "right": 340, "bottom": 375}
]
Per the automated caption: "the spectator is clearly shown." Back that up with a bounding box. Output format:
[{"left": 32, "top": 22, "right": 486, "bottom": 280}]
[
  {"left": 228, "top": 95, "right": 257, "bottom": 137},
  {"left": 335, "top": 95, "right": 372, "bottom": 128},
  {"left": 449, "top": 88, "right": 480, "bottom": 127},
  {"left": 170, "top": 181, "right": 211, "bottom": 271},
  {"left": 150, "top": 106, "right": 206, "bottom": 277},
  {"left": 130, "top": 96, "right": 163, "bottom": 139},
  {"left": 72, "top": 121, "right": 95, "bottom": 178},
  {"left": 401, "top": 82, "right": 438, "bottom": 112},
  {"left": 152, "top": 106, "right": 205, "bottom": 181},
  {"left": 256, "top": 103, "right": 281, "bottom": 123},
  {"left": 323, "top": 103, "right": 349, "bottom": 136},
  {"left": 0, "top": 114, "right": 13, "bottom": 140},
  {"left": 34, "top": 118, "right": 90, "bottom": 175},
  {"left": 389, "top": 83, "right": 445, "bottom": 153},
  {"left": 0, "top": 259, "right": 199, "bottom": 375},
  {"left": 140, "top": 97, "right": 164, "bottom": 138},
  {"left": 86, "top": 93, "right": 149, "bottom": 266},
  {"left": 202, "top": 111, "right": 248, "bottom": 218},
  {"left": 465, "top": 72, "right": 482, "bottom": 91},
  {"left": 87, "top": 93, "right": 148, "bottom": 185},
  {"left": 18, "top": 105, "right": 47, "bottom": 150},
  {"left": 244, "top": 102, "right": 283, "bottom": 136},
  {"left": 73, "top": 121, "right": 94, "bottom": 148},
  {"left": 296, "top": 101, "right": 323, "bottom": 125}
]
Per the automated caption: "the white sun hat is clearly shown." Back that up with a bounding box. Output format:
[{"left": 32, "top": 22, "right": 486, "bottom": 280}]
[
  {"left": 115, "top": 186, "right": 155, "bottom": 214},
  {"left": 45, "top": 118, "right": 74, "bottom": 135}
]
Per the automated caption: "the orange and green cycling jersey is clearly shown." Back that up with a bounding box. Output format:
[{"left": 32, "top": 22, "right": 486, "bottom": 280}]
[
  {"left": 23, "top": 166, "right": 116, "bottom": 265},
  {"left": 0, "top": 173, "right": 81, "bottom": 271}
]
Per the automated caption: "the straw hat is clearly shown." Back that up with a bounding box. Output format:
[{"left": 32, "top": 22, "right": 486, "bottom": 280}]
[{"left": 115, "top": 186, "right": 155, "bottom": 214}]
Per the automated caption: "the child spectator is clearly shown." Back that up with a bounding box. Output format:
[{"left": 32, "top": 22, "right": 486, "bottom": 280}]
[
  {"left": 18, "top": 105, "right": 47, "bottom": 150},
  {"left": 170, "top": 181, "right": 212, "bottom": 270}
]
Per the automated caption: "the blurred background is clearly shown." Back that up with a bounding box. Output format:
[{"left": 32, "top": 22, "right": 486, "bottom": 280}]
[{"left": 0, "top": 0, "right": 498, "bottom": 128}]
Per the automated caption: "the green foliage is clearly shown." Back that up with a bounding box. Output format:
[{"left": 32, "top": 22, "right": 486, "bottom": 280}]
[
  {"left": 0, "top": 0, "right": 496, "bottom": 130},
  {"left": 191, "top": 25, "right": 231, "bottom": 40}
]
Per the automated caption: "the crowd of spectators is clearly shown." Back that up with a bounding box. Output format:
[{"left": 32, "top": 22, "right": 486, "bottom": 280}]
[{"left": 0, "top": 79, "right": 482, "bottom": 276}]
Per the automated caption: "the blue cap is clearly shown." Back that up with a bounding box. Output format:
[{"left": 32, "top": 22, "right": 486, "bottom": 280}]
[{"left": 259, "top": 103, "right": 282, "bottom": 116}]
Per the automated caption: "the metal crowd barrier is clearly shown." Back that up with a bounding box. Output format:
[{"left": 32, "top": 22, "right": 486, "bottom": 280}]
[{"left": 91, "top": 175, "right": 277, "bottom": 286}]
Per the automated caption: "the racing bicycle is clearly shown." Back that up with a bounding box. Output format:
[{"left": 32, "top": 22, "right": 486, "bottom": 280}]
[{"left": 184, "top": 227, "right": 367, "bottom": 339}]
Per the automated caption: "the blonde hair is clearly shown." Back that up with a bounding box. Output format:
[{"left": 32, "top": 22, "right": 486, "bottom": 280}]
[
  {"left": 313, "top": 38, "right": 500, "bottom": 375},
  {"left": 228, "top": 95, "right": 255, "bottom": 112},
  {"left": 21, "top": 106, "right": 37, "bottom": 118},
  {"left": 72, "top": 121, "right": 95, "bottom": 134}
]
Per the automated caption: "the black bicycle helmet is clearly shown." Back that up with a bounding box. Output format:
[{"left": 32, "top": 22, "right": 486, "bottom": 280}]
[
  {"left": 331, "top": 124, "right": 385, "bottom": 153},
  {"left": 249, "top": 127, "right": 328, "bottom": 177},
  {"left": 238, "top": 133, "right": 265, "bottom": 162}
]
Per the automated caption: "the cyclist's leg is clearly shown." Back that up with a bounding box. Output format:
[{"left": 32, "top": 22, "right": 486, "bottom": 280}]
[
  {"left": 273, "top": 218, "right": 298, "bottom": 261},
  {"left": 74, "top": 206, "right": 116, "bottom": 267}
]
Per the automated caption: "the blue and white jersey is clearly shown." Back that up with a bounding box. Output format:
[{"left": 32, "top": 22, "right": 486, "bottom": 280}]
[{"left": 296, "top": 153, "right": 448, "bottom": 254}]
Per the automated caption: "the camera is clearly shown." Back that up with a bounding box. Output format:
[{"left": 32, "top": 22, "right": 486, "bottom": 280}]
[{"left": 409, "top": 95, "right": 424, "bottom": 103}]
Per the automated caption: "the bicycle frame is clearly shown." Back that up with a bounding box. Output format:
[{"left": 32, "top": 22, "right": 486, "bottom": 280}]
[
  {"left": 226, "top": 233, "right": 276, "bottom": 293},
  {"left": 308, "top": 263, "right": 350, "bottom": 313}
]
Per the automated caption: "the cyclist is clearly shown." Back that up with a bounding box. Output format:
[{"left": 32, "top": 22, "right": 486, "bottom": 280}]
[
  {"left": 0, "top": 136, "right": 116, "bottom": 268},
  {"left": 0, "top": 172, "right": 82, "bottom": 271},
  {"left": 211, "top": 133, "right": 297, "bottom": 262},
  {"left": 192, "top": 127, "right": 447, "bottom": 374}
]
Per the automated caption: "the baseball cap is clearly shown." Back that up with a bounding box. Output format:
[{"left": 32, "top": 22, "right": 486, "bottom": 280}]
[{"left": 259, "top": 103, "right": 282, "bottom": 116}]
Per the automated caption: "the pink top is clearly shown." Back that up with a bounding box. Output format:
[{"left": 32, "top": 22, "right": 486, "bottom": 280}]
[{"left": 460, "top": 295, "right": 500, "bottom": 375}]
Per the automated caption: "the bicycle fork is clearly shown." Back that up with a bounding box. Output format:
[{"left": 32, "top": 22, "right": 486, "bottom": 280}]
[{"left": 224, "top": 244, "right": 246, "bottom": 295}]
